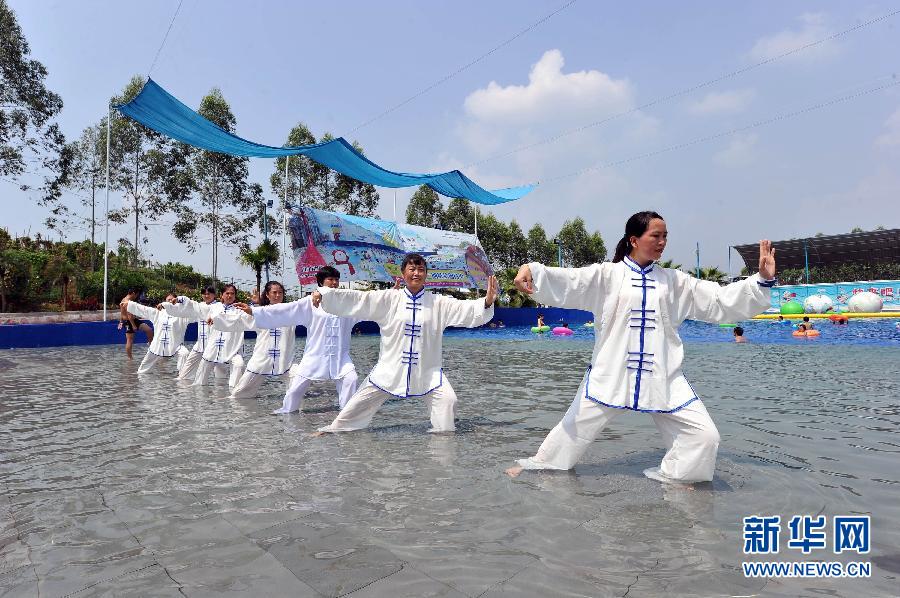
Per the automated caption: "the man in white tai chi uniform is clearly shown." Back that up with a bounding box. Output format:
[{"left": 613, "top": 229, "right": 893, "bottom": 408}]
[
  {"left": 124, "top": 292, "right": 190, "bottom": 374},
  {"left": 312, "top": 253, "right": 498, "bottom": 434}
]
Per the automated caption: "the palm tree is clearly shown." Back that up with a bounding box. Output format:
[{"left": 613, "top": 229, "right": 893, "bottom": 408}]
[
  {"left": 657, "top": 259, "right": 682, "bottom": 270},
  {"left": 239, "top": 240, "right": 280, "bottom": 295},
  {"left": 698, "top": 266, "right": 726, "bottom": 283}
]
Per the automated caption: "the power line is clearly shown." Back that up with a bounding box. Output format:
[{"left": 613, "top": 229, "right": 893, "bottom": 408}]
[
  {"left": 539, "top": 75, "right": 900, "bottom": 185},
  {"left": 148, "top": 0, "right": 185, "bottom": 77},
  {"left": 346, "top": 0, "right": 576, "bottom": 135},
  {"left": 468, "top": 8, "right": 900, "bottom": 168}
]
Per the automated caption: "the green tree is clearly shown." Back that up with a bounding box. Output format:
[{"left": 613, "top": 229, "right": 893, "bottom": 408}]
[
  {"left": 0, "top": 0, "right": 68, "bottom": 198},
  {"left": 0, "top": 247, "right": 32, "bottom": 312},
  {"left": 657, "top": 259, "right": 681, "bottom": 270},
  {"left": 43, "top": 249, "right": 80, "bottom": 311},
  {"left": 526, "top": 223, "right": 556, "bottom": 265},
  {"left": 506, "top": 220, "right": 528, "bottom": 269},
  {"left": 441, "top": 198, "right": 473, "bottom": 233},
  {"left": 106, "top": 76, "right": 171, "bottom": 265},
  {"left": 270, "top": 123, "right": 317, "bottom": 213},
  {"left": 697, "top": 266, "right": 726, "bottom": 283},
  {"left": 61, "top": 124, "right": 106, "bottom": 270},
  {"left": 850, "top": 227, "right": 864, "bottom": 233},
  {"left": 405, "top": 185, "right": 444, "bottom": 228},
  {"left": 239, "top": 239, "right": 280, "bottom": 295},
  {"left": 557, "top": 217, "right": 606, "bottom": 267},
  {"left": 475, "top": 211, "right": 509, "bottom": 270},
  {"left": 167, "top": 88, "right": 259, "bottom": 281}
]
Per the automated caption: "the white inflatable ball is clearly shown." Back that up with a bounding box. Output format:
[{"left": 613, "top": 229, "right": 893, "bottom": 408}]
[
  {"left": 847, "top": 291, "right": 883, "bottom": 313},
  {"left": 803, "top": 294, "right": 833, "bottom": 314}
]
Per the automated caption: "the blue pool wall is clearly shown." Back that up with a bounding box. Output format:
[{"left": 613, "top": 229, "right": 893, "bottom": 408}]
[{"left": 0, "top": 307, "right": 586, "bottom": 349}]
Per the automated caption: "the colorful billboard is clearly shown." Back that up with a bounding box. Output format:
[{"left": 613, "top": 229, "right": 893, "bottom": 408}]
[
  {"left": 288, "top": 207, "right": 492, "bottom": 289},
  {"left": 770, "top": 280, "right": 900, "bottom": 310}
]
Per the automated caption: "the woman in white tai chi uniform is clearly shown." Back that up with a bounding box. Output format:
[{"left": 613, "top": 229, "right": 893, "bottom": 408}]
[
  {"left": 210, "top": 280, "right": 296, "bottom": 400},
  {"left": 241, "top": 267, "right": 361, "bottom": 414},
  {"left": 125, "top": 292, "right": 191, "bottom": 374},
  {"left": 312, "top": 253, "right": 498, "bottom": 434},
  {"left": 506, "top": 211, "right": 777, "bottom": 483},
  {"left": 167, "top": 284, "right": 245, "bottom": 387},
  {"left": 169, "top": 285, "right": 218, "bottom": 381}
]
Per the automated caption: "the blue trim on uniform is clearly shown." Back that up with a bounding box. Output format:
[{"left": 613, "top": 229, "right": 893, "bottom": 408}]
[
  {"left": 369, "top": 369, "right": 443, "bottom": 398},
  {"left": 402, "top": 290, "right": 424, "bottom": 396},
  {"left": 147, "top": 349, "right": 175, "bottom": 358},
  {"left": 757, "top": 278, "right": 777, "bottom": 288},
  {"left": 584, "top": 366, "right": 698, "bottom": 413},
  {"left": 632, "top": 269, "right": 650, "bottom": 409}
]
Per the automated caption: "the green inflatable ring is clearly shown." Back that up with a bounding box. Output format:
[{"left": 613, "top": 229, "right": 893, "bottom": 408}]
[
  {"left": 531, "top": 325, "right": 551, "bottom": 333},
  {"left": 719, "top": 323, "right": 737, "bottom": 328}
]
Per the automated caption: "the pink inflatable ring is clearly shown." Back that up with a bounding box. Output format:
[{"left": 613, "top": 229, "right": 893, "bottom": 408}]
[{"left": 552, "top": 326, "right": 574, "bottom": 336}]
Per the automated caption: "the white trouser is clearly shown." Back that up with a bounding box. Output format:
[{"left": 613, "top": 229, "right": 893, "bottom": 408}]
[
  {"left": 317, "top": 377, "right": 457, "bottom": 433},
  {"left": 192, "top": 354, "right": 246, "bottom": 387},
  {"left": 273, "top": 369, "right": 359, "bottom": 414},
  {"left": 517, "top": 374, "right": 721, "bottom": 483},
  {"left": 139, "top": 346, "right": 190, "bottom": 375},
  {"left": 177, "top": 350, "right": 204, "bottom": 381},
  {"left": 228, "top": 370, "right": 292, "bottom": 399}
]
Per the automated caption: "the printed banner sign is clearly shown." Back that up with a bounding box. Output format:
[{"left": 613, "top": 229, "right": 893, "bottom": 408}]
[
  {"left": 289, "top": 207, "right": 492, "bottom": 288},
  {"left": 770, "top": 280, "right": 900, "bottom": 309}
]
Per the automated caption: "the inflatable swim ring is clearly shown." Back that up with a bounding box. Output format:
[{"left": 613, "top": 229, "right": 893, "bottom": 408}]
[
  {"left": 531, "top": 325, "right": 551, "bottom": 333},
  {"left": 719, "top": 323, "right": 737, "bottom": 328},
  {"left": 828, "top": 314, "right": 848, "bottom": 324},
  {"left": 552, "top": 326, "right": 574, "bottom": 336},
  {"left": 584, "top": 322, "right": 594, "bottom": 328},
  {"left": 792, "top": 330, "right": 820, "bottom": 338}
]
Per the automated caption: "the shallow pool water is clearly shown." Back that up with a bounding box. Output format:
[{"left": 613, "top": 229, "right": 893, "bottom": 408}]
[
  {"left": 1, "top": 334, "right": 899, "bottom": 596},
  {"left": 455, "top": 317, "right": 900, "bottom": 346}
]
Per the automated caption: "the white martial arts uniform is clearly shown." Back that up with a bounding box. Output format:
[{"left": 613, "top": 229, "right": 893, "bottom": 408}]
[
  {"left": 210, "top": 309, "right": 296, "bottom": 399},
  {"left": 250, "top": 296, "right": 359, "bottom": 414},
  {"left": 516, "top": 256, "right": 774, "bottom": 482},
  {"left": 165, "top": 298, "right": 218, "bottom": 381},
  {"left": 126, "top": 301, "right": 190, "bottom": 374},
  {"left": 166, "top": 297, "right": 245, "bottom": 386},
  {"left": 316, "top": 286, "right": 494, "bottom": 433}
]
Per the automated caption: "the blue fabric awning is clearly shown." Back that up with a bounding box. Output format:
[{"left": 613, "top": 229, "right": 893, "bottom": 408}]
[{"left": 115, "top": 79, "right": 534, "bottom": 205}]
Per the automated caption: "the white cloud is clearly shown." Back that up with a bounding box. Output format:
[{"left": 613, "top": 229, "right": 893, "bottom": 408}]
[
  {"left": 688, "top": 89, "right": 756, "bottom": 115},
  {"left": 463, "top": 49, "right": 635, "bottom": 127},
  {"left": 713, "top": 133, "right": 759, "bottom": 167},
  {"left": 749, "top": 13, "right": 839, "bottom": 63},
  {"left": 875, "top": 107, "right": 900, "bottom": 147}
]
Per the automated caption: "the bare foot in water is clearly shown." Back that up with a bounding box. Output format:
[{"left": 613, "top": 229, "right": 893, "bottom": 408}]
[{"left": 505, "top": 465, "right": 523, "bottom": 478}]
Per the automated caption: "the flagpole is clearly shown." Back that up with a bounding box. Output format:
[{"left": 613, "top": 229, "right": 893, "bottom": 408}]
[{"left": 102, "top": 104, "right": 112, "bottom": 321}]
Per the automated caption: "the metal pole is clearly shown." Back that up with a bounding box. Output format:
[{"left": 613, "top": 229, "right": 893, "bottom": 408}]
[
  {"left": 393, "top": 189, "right": 397, "bottom": 222},
  {"left": 263, "top": 201, "right": 270, "bottom": 283},
  {"left": 695, "top": 242, "right": 700, "bottom": 278},
  {"left": 804, "top": 239, "right": 809, "bottom": 285},
  {"left": 474, "top": 204, "right": 478, "bottom": 238},
  {"left": 282, "top": 156, "right": 289, "bottom": 279},
  {"left": 102, "top": 105, "right": 112, "bottom": 321},
  {"left": 727, "top": 246, "right": 732, "bottom": 281}
]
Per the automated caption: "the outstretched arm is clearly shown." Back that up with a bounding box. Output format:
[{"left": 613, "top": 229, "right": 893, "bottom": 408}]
[
  {"left": 210, "top": 311, "right": 254, "bottom": 332},
  {"left": 515, "top": 262, "right": 604, "bottom": 311},
  {"left": 164, "top": 296, "right": 210, "bottom": 320},
  {"left": 247, "top": 297, "right": 313, "bottom": 329},
  {"left": 683, "top": 240, "right": 776, "bottom": 323},
  {"left": 125, "top": 300, "right": 159, "bottom": 323},
  {"left": 315, "top": 287, "right": 393, "bottom": 323}
]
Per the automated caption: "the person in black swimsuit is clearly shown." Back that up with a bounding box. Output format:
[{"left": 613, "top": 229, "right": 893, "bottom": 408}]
[{"left": 119, "top": 288, "right": 153, "bottom": 359}]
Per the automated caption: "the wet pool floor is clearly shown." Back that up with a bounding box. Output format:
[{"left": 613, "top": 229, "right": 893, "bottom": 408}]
[{"left": 1, "top": 337, "right": 899, "bottom": 596}]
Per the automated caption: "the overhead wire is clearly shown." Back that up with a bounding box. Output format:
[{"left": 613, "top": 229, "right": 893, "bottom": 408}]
[
  {"left": 346, "top": 0, "right": 577, "bottom": 135},
  {"left": 466, "top": 8, "right": 900, "bottom": 168},
  {"left": 147, "top": 0, "right": 186, "bottom": 77},
  {"left": 538, "top": 75, "right": 900, "bottom": 185}
]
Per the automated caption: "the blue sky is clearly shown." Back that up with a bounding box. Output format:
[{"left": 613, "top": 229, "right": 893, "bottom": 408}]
[{"left": 5, "top": 0, "right": 900, "bottom": 286}]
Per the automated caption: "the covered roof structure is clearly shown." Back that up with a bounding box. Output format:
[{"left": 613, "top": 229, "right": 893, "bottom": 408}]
[{"left": 733, "top": 229, "right": 900, "bottom": 271}]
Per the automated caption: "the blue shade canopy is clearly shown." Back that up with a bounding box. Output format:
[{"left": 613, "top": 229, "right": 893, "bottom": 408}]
[{"left": 115, "top": 79, "right": 535, "bottom": 206}]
